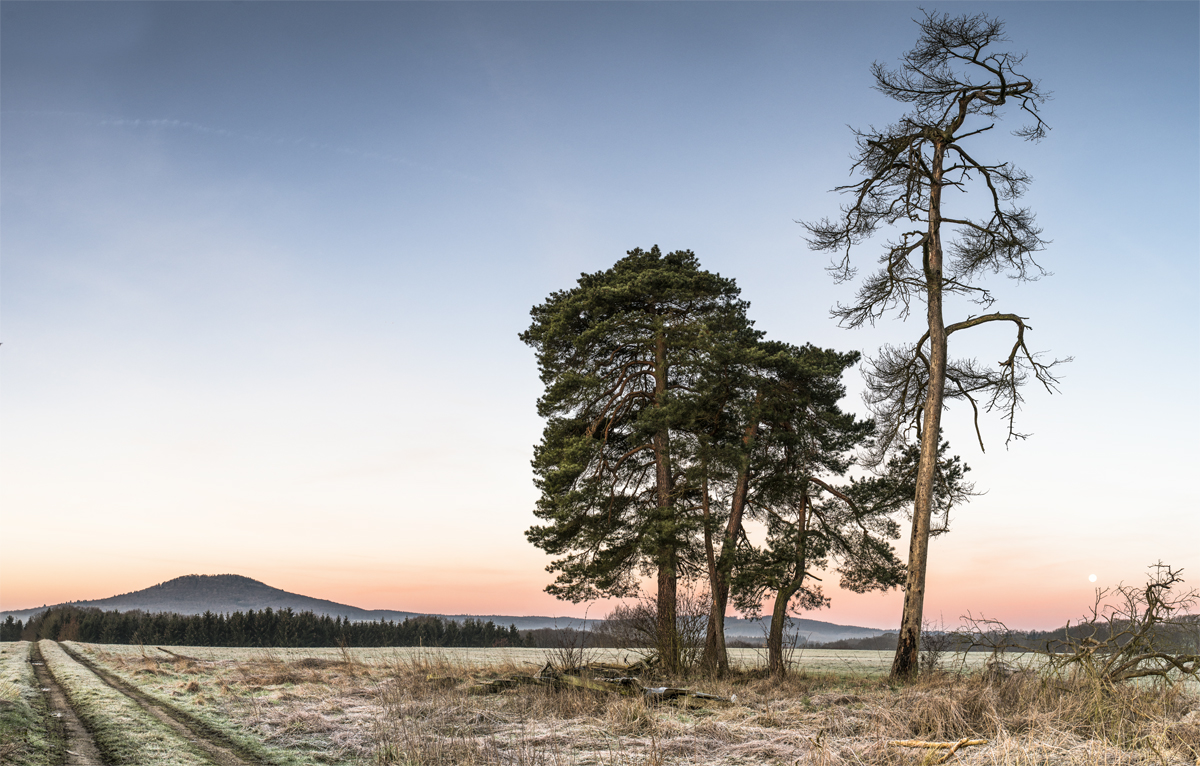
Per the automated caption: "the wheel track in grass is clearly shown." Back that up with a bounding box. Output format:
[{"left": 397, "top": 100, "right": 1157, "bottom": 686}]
[
  {"left": 29, "top": 641, "right": 106, "bottom": 765},
  {"left": 55, "top": 642, "right": 280, "bottom": 766}
]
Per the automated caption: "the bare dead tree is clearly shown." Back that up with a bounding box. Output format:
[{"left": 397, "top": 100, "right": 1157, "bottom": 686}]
[
  {"left": 955, "top": 565, "right": 1200, "bottom": 685},
  {"left": 1044, "top": 563, "right": 1200, "bottom": 685},
  {"left": 919, "top": 616, "right": 954, "bottom": 675},
  {"left": 802, "top": 12, "right": 1069, "bottom": 681}
]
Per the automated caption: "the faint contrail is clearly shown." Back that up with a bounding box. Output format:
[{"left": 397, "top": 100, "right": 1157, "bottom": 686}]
[
  {"left": 98, "top": 115, "right": 415, "bottom": 166},
  {"left": 4, "top": 109, "right": 417, "bottom": 168}
]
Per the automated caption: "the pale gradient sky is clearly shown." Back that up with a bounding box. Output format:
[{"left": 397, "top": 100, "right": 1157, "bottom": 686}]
[{"left": 1, "top": 2, "right": 1196, "bottom": 630}]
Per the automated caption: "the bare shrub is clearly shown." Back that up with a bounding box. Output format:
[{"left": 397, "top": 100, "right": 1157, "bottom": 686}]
[
  {"left": 674, "top": 584, "right": 711, "bottom": 673},
  {"left": 597, "top": 582, "right": 710, "bottom": 675},
  {"left": 595, "top": 598, "right": 656, "bottom": 653},
  {"left": 918, "top": 616, "right": 953, "bottom": 675},
  {"left": 541, "top": 619, "right": 592, "bottom": 674}
]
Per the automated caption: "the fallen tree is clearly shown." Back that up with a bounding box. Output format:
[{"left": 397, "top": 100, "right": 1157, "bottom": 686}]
[{"left": 459, "top": 659, "right": 735, "bottom": 705}]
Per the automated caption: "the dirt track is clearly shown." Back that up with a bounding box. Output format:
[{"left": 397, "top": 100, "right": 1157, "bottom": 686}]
[
  {"left": 29, "top": 641, "right": 105, "bottom": 765},
  {"left": 49, "top": 642, "right": 275, "bottom": 766}
]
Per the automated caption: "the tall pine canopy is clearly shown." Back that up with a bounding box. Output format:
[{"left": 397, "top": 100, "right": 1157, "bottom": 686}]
[{"left": 521, "top": 246, "right": 750, "bottom": 672}]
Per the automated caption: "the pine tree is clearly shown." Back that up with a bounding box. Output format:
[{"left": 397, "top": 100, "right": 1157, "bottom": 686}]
[
  {"left": 693, "top": 341, "right": 873, "bottom": 674},
  {"left": 522, "top": 246, "right": 750, "bottom": 673}
]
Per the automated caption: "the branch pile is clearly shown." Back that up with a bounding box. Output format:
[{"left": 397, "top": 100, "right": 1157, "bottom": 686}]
[{"left": 453, "top": 660, "right": 735, "bottom": 704}]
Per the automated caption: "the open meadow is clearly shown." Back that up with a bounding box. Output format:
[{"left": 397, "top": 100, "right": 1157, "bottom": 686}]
[
  {"left": 2, "top": 640, "right": 1197, "bottom": 765},
  {"left": 71, "top": 645, "right": 1001, "bottom": 675}
]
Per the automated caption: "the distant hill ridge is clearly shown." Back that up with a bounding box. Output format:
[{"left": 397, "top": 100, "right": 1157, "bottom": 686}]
[
  {"left": 93, "top": 573, "right": 409, "bottom": 618},
  {"left": 1, "top": 574, "right": 891, "bottom": 641},
  {"left": 6, "top": 574, "right": 418, "bottom": 624}
]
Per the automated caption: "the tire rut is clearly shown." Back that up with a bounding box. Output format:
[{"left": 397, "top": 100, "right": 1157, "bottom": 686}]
[
  {"left": 55, "top": 643, "right": 277, "bottom": 766},
  {"left": 29, "top": 641, "right": 106, "bottom": 765}
]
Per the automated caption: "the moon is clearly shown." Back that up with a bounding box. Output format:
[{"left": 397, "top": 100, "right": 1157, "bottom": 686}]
[{"left": 1089, "top": 574, "right": 1097, "bottom": 582}]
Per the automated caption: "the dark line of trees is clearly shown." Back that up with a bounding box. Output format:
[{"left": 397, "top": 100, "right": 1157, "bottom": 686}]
[
  {"left": 0, "top": 616, "right": 23, "bottom": 641},
  {"left": 2, "top": 607, "right": 523, "bottom": 648}
]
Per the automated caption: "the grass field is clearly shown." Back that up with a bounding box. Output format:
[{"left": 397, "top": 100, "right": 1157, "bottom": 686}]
[
  {"left": 0, "top": 642, "right": 55, "bottom": 765},
  {"left": 84, "top": 644, "right": 999, "bottom": 675},
  {"left": 2, "top": 641, "right": 1197, "bottom": 764}
]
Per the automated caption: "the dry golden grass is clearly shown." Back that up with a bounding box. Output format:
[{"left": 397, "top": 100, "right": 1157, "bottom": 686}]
[
  {"left": 71, "top": 644, "right": 1200, "bottom": 765},
  {"left": 368, "top": 655, "right": 1200, "bottom": 765}
]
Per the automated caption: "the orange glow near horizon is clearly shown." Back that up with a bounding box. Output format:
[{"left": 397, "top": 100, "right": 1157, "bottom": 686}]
[{"left": 0, "top": 558, "right": 1115, "bottom": 632}]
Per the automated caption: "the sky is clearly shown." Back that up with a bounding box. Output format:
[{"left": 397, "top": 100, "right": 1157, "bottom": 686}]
[{"left": 1, "top": 2, "right": 1196, "bottom": 631}]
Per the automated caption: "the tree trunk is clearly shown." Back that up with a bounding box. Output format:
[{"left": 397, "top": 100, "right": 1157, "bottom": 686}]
[
  {"left": 700, "top": 463, "right": 726, "bottom": 676},
  {"left": 767, "top": 586, "right": 793, "bottom": 678},
  {"left": 656, "top": 554, "right": 678, "bottom": 674},
  {"left": 702, "top": 577, "right": 729, "bottom": 675},
  {"left": 652, "top": 330, "right": 680, "bottom": 675},
  {"left": 768, "top": 489, "right": 808, "bottom": 678},
  {"left": 705, "top": 469, "right": 747, "bottom": 674},
  {"left": 700, "top": 417, "right": 758, "bottom": 676},
  {"left": 891, "top": 138, "right": 949, "bottom": 683}
]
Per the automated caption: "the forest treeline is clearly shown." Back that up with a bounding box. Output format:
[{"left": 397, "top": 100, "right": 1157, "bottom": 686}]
[
  {"left": 7, "top": 605, "right": 1194, "bottom": 653},
  {"left": 530, "top": 623, "right": 1198, "bottom": 654},
  {"left": 0, "top": 606, "right": 524, "bottom": 648},
  {"left": 818, "top": 621, "right": 1200, "bottom": 654}
]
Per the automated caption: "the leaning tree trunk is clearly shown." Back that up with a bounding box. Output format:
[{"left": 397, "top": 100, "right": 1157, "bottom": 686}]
[
  {"left": 702, "top": 530, "right": 734, "bottom": 676},
  {"left": 701, "top": 490, "right": 744, "bottom": 675},
  {"left": 702, "top": 579, "right": 729, "bottom": 675},
  {"left": 890, "top": 137, "right": 949, "bottom": 683},
  {"left": 766, "top": 587, "right": 794, "bottom": 678},
  {"left": 768, "top": 488, "right": 808, "bottom": 677},
  {"left": 701, "top": 414, "right": 759, "bottom": 676}
]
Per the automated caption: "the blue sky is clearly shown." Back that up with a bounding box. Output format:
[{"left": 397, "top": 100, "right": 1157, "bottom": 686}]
[{"left": 2, "top": 2, "right": 1196, "bottom": 629}]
